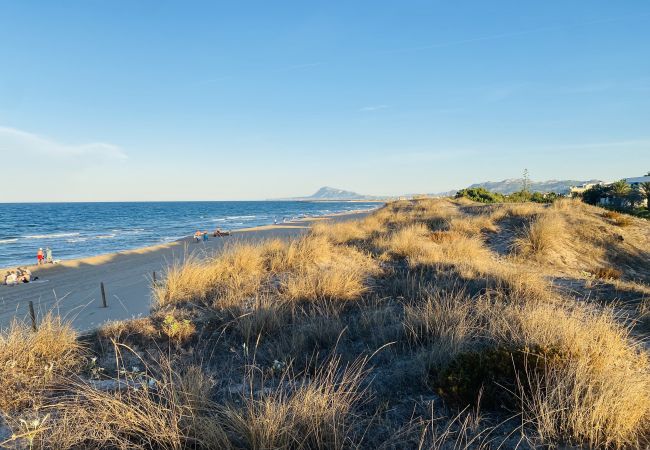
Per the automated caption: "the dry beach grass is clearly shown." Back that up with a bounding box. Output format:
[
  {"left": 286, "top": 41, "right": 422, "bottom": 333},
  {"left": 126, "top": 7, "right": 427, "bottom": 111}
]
[{"left": 1, "top": 198, "right": 649, "bottom": 449}]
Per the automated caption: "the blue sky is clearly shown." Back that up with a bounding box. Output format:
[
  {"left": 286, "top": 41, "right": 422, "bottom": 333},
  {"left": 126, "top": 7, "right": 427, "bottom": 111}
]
[{"left": 1, "top": 1, "right": 649, "bottom": 201}]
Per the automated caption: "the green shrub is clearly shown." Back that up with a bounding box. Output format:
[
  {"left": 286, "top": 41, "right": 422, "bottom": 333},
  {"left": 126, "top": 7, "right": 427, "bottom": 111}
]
[{"left": 455, "top": 188, "right": 505, "bottom": 203}]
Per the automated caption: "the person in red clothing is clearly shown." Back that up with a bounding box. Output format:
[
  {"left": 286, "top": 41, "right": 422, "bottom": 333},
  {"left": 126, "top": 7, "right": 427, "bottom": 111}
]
[{"left": 37, "top": 248, "right": 44, "bottom": 265}]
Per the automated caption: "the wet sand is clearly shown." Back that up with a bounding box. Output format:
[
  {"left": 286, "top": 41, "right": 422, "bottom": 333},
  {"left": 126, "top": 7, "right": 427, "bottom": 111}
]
[{"left": 0, "top": 211, "right": 370, "bottom": 331}]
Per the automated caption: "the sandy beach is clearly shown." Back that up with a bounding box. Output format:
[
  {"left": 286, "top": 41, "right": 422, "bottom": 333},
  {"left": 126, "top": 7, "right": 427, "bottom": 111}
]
[{"left": 0, "top": 210, "right": 371, "bottom": 331}]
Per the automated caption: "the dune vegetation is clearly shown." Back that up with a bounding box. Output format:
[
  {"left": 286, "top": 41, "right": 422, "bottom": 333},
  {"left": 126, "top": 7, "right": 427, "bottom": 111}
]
[{"left": 2, "top": 198, "right": 649, "bottom": 449}]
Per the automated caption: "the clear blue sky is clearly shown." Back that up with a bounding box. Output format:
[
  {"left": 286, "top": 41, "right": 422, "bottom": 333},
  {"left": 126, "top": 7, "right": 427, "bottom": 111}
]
[{"left": 1, "top": 1, "right": 649, "bottom": 201}]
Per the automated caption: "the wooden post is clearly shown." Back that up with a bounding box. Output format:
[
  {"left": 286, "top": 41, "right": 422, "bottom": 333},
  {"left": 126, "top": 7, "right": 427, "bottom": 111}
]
[
  {"left": 28, "top": 301, "right": 37, "bottom": 332},
  {"left": 100, "top": 282, "right": 107, "bottom": 308},
  {"left": 153, "top": 271, "right": 157, "bottom": 285}
]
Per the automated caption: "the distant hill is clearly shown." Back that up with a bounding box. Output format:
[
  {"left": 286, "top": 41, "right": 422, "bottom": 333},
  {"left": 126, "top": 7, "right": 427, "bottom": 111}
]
[
  {"left": 279, "top": 179, "right": 603, "bottom": 202},
  {"left": 280, "top": 186, "right": 382, "bottom": 201},
  {"left": 467, "top": 179, "right": 602, "bottom": 195}
]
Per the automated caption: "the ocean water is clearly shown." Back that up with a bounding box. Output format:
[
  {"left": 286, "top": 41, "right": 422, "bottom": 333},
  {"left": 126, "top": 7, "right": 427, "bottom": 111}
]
[{"left": 0, "top": 201, "right": 379, "bottom": 268}]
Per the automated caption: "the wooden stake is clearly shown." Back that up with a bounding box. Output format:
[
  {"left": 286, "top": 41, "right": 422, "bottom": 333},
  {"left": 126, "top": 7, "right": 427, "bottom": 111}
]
[
  {"left": 153, "top": 271, "right": 157, "bottom": 285},
  {"left": 28, "top": 301, "right": 37, "bottom": 332},
  {"left": 100, "top": 282, "right": 107, "bottom": 308}
]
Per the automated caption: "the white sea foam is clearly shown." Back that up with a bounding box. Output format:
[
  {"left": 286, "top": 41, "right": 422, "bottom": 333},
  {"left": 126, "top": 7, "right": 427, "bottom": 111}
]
[
  {"left": 24, "top": 232, "right": 80, "bottom": 239},
  {"left": 112, "top": 228, "right": 145, "bottom": 234},
  {"left": 0, "top": 238, "right": 18, "bottom": 244},
  {"left": 67, "top": 238, "right": 89, "bottom": 243}
]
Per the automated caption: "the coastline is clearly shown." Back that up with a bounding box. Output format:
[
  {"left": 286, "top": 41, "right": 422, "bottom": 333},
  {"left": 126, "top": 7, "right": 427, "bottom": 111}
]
[
  {"left": 0, "top": 208, "right": 377, "bottom": 330},
  {"left": 0, "top": 206, "right": 380, "bottom": 273}
]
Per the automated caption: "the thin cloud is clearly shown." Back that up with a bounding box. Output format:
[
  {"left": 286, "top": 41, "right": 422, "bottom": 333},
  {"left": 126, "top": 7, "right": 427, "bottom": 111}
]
[
  {"left": 0, "top": 126, "right": 127, "bottom": 160},
  {"left": 359, "top": 105, "right": 389, "bottom": 112}
]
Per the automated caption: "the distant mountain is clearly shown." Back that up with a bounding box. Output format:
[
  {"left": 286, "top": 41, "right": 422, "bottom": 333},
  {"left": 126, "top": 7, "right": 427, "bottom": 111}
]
[
  {"left": 278, "top": 179, "right": 603, "bottom": 202},
  {"left": 467, "top": 179, "right": 602, "bottom": 195},
  {"left": 280, "top": 186, "right": 382, "bottom": 201}
]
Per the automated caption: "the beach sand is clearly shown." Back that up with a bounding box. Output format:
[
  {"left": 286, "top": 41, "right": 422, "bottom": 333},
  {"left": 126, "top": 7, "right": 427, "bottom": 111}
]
[{"left": 0, "top": 211, "right": 370, "bottom": 331}]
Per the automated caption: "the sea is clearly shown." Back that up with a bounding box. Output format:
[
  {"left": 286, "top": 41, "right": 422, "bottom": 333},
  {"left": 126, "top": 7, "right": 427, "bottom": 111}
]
[{"left": 0, "top": 201, "right": 380, "bottom": 268}]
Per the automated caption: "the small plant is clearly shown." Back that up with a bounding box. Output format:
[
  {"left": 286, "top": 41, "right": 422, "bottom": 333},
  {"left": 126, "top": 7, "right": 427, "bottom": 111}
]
[
  {"left": 162, "top": 314, "right": 195, "bottom": 343},
  {"left": 270, "top": 359, "right": 287, "bottom": 376},
  {"left": 16, "top": 414, "right": 50, "bottom": 449},
  {"left": 603, "top": 210, "right": 634, "bottom": 227},
  {"left": 591, "top": 267, "right": 622, "bottom": 280},
  {"left": 87, "top": 357, "right": 105, "bottom": 380}
]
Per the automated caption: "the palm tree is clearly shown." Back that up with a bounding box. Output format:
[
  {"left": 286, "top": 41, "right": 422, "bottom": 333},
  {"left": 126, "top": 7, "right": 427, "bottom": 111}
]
[
  {"left": 609, "top": 180, "right": 631, "bottom": 208},
  {"left": 639, "top": 181, "right": 650, "bottom": 207}
]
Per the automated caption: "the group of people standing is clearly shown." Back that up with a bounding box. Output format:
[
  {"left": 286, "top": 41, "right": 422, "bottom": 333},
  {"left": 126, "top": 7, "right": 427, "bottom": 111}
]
[{"left": 36, "top": 247, "right": 54, "bottom": 265}]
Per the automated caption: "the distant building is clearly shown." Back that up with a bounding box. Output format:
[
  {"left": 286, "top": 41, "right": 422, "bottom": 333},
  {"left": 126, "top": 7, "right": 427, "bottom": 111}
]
[
  {"left": 569, "top": 182, "right": 602, "bottom": 195},
  {"left": 625, "top": 175, "right": 650, "bottom": 188},
  {"left": 598, "top": 175, "right": 650, "bottom": 207}
]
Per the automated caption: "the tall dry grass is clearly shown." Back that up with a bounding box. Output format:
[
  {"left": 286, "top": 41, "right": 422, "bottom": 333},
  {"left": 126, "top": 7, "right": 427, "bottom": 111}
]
[
  {"left": 39, "top": 360, "right": 229, "bottom": 449},
  {"left": 0, "top": 314, "right": 82, "bottom": 412},
  {"left": 155, "top": 235, "right": 379, "bottom": 309},
  {"left": 406, "top": 285, "right": 650, "bottom": 448},
  {"left": 493, "top": 303, "right": 650, "bottom": 448},
  {"left": 154, "top": 243, "right": 268, "bottom": 308},
  {"left": 225, "top": 357, "right": 367, "bottom": 450},
  {"left": 511, "top": 212, "right": 565, "bottom": 258},
  {"left": 403, "top": 289, "right": 478, "bottom": 367}
]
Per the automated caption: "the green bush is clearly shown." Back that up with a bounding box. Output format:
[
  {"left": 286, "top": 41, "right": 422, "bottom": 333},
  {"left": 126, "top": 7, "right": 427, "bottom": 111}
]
[
  {"left": 455, "top": 188, "right": 560, "bottom": 204},
  {"left": 455, "top": 188, "right": 505, "bottom": 203}
]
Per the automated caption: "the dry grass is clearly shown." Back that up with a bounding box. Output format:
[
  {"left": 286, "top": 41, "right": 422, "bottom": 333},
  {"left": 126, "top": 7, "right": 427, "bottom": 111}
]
[
  {"left": 39, "top": 360, "right": 228, "bottom": 449},
  {"left": 508, "top": 304, "right": 650, "bottom": 448},
  {"left": 376, "top": 224, "right": 436, "bottom": 264},
  {"left": 591, "top": 266, "right": 623, "bottom": 280},
  {"left": 311, "top": 213, "right": 386, "bottom": 245},
  {"left": 447, "top": 214, "right": 498, "bottom": 235},
  {"left": 403, "top": 289, "right": 478, "bottom": 367},
  {"left": 511, "top": 212, "right": 565, "bottom": 258},
  {"left": 0, "top": 314, "right": 82, "bottom": 412},
  {"left": 420, "top": 296, "right": 650, "bottom": 447},
  {"left": 603, "top": 210, "right": 634, "bottom": 227},
  {"left": 154, "top": 243, "right": 267, "bottom": 308},
  {"left": 225, "top": 357, "right": 367, "bottom": 450},
  {"left": 3, "top": 197, "right": 650, "bottom": 449},
  {"left": 155, "top": 235, "right": 379, "bottom": 310},
  {"left": 234, "top": 295, "right": 292, "bottom": 342}
]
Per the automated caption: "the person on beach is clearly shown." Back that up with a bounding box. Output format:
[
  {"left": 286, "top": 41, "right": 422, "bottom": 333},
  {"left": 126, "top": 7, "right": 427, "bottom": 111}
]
[
  {"left": 213, "top": 228, "right": 231, "bottom": 237},
  {"left": 46, "top": 247, "right": 53, "bottom": 264},
  {"left": 37, "top": 248, "right": 44, "bottom": 265},
  {"left": 194, "top": 231, "right": 202, "bottom": 243},
  {"left": 4, "top": 271, "right": 18, "bottom": 286},
  {"left": 17, "top": 268, "right": 32, "bottom": 283},
  {"left": 203, "top": 231, "right": 208, "bottom": 242}
]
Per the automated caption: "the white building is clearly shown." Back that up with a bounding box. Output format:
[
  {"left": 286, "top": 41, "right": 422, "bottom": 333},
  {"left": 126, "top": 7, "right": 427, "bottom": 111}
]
[{"left": 598, "top": 175, "right": 650, "bottom": 207}]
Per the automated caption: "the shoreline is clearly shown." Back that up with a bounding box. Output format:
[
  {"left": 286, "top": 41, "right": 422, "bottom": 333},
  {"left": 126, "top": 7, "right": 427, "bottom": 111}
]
[
  {"left": 1, "top": 206, "right": 380, "bottom": 274},
  {"left": 0, "top": 208, "right": 377, "bottom": 330}
]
